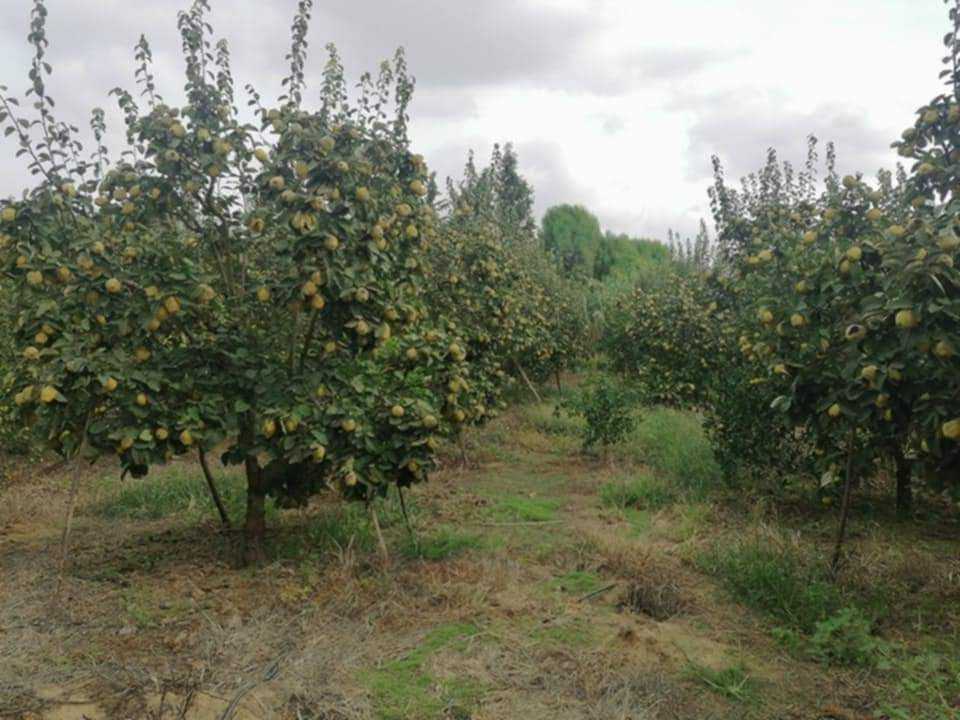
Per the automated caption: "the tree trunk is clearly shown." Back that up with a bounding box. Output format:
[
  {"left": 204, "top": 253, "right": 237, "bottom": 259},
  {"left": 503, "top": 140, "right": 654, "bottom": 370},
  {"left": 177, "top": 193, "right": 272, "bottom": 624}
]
[
  {"left": 243, "top": 454, "right": 267, "bottom": 566},
  {"left": 199, "top": 448, "right": 232, "bottom": 529},
  {"left": 831, "top": 431, "right": 857, "bottom": 576},
  {"left": 894, "top": 449, "right": 912, "bottom": 518}
]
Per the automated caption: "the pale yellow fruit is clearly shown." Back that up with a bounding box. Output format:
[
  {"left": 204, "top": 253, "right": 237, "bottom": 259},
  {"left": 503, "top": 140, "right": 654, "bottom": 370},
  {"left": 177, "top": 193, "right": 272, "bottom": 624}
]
[
  {"left": 866, "top": 208, "right": 883, "bottom": 222},
  {"left": 262, "top": 419, "right": 277, "bottom": 438},
  {"left": 846, "top": 246, "right": 862, "bottom": 262},
  {"left": 248, "top": 217, "right": 265, "bottom": 233},
  {"left": 943, "top": 418, "right": 960, "bottom": 440},
  {"left": 889, "top": 225, "right": 906, "bottom": 238},
  {"left": 136, "top": 393, "right": 149, "bottom": 407},
  {"left": 40, "top": 386, "right": 58, "bottom": 404},
  {"left": 180, "top": 430, "right": 194, "bottom": 446},
  {"left": 827, "top": 403, "right": 842, "bottom": 418},
  {"left": 934, "top": 340, "right": 954, "bottom": 359},
  {"left": 35, "top": 331, "right": 48, "bottom": 345},
  {"left": 355, "top": 186, "right": 371, "bottom": 202},
  {"left": 895, "top": 309, "right": 918, "bottom": 329},
  {"left": 254, "top": 147, "right": 269, "bottom": 162},
  {"left": 391, "top": 405, "right": 405, "bottom": 418},
  {"left": 256, "top": 287, "right": 271, "bottom": 303},
  {"left": 155, "top": 428, "right": 169, "bottom": 441},
  {"left": 453, "top": 409, "right": 466, "bottom": 423},
  {"left": 26, "top": 271, "right": 43, "bottom": 286},
  {"left": 310, "top": 294, "right": 326, "bottom": 311},
  {"left": 875, "top": 394, "right": 890, "bottom": 408},
  {"left": 409, "top": 180, "right": 428, "bottom": 196},
  {"left": 341, "top": 418, "right": 357, "bottom": 432},
  {"left": 105, "top": 277, "right": 122, "bottom": 294},
  {"left": 269, "top": 175, "right": 286, "bottom": 190},
  {"left": 103, "top": 377, "right": 118, "bottom": 393},
  {"left": 283, "top": 417, "right": 300, "bottom": 433},
  {"left": 324, "top": 234, "right": 340, "bottom": 251},
  {"left": 845, "top": 324, "right": 867, "bottom": 342},
  {"left": 312, "top": 445, "right": 326, "bottom": 462},
  {"left": 23, "top": 346, "right": 40, "bottom": 360},
  {"left": 839, "top": 259, "right": 851, "bottom": 276},
  {"left": 758, "top": 308, "right": 774, "bottom": 325},
  {"left": 135, "top": 347, "right": 151, "bottom": 363},
  {"left": 198, "top": 284, "right": 216, "bottom": 303},
  {"left": 302, "top": 280, "right": 318, "bottom": 297},
  {"left": 2, "top": 207, "right": 17, "bottom": 222},
  {"left": 790, "top": 313, "right": 806, "bottom": 328},
  {"left": 164, "top": 296, "right": 181, "bottom": 314},
  {"left": 147, "top": 318, "right": 161, "bottom": 332},
  {"left": 888, "top": 368, "right": 903, "bottom": 382},
  {"left": 937, "top": 232, "right": 960, "bottom": 252},
  {"left": 405, "top": 347, "right": 419, "bottom": 361},
  {"left": 56, "top": 266, "right": 72, "bottom": 282},
  {"left": 170, "top": 121, "right": 186, "bottom": 138},
  {"left": 757, "top": 249, "right": 773, "bottom": 262},
  {"left": 861, "top": 365, "right": 878, "bottom": 382}
]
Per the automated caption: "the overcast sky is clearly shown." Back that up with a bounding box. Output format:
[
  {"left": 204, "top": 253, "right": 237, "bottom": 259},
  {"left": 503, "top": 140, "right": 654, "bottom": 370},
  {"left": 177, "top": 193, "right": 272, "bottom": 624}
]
[{"left": 0, "top": 0, "right": 949, "bottom": 240}]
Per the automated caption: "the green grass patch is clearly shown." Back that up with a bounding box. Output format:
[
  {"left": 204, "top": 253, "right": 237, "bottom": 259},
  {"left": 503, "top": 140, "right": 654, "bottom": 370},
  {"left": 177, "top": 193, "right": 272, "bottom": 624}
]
[
  {"left": 600, "top": 474, "right": 676, "bottom": 510},
  {"left": 683, "top": 660, "right": 758, "bottom": 703},
  {"left": 626, "top": 408, "right": 722, "bottom": 492},
  {"left": 548, "top": 570, "right": 602, "bottom": 595},
  {"left": 401, "top": 527, "right": 484, "bottom": 561},
  {"left": 361, "top": 623, "right": 484, "bottom": 720},
  {"left": 520, "top": 402, "right": 584, "bottom": 437},
  {"left": 93, "top": 466, "right": 260, "bottom": 524},
  {"left": 697, "top": 540, "right": 844, "bottom": 633},
  {"left": 880, "top": 649, "right": 960, "bottom": 719},
  {"left": 532, "top": 618, "right": 596, "bottom": 647},
  {"left": 489, "top": 495, "right": 560, "bottom": 523}
]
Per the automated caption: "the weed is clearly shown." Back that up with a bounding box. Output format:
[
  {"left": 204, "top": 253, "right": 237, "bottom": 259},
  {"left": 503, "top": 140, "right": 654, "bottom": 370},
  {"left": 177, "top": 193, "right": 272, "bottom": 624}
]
[
  {"left": 698, "top": 540, "right": 843, "bottom": 633},
  {"left": 93, "top": 466, "right": 258, "bottom": 525},
  {"left": 401, "top": 527, "right": 483, "bottom": 561},
  {"left": 627, "top": 408, "right": 722, "bottom": 492},
  {"left": 600, "top": 474, "right": 676, "bottom": 510},
  {"left": 683, "top": 660, "right": 757, "bottom": 702},
  {"left": 880, "top": 650, "right": 960, "bottom": 719},
  {"left": 549, "top": 570, "right": 602, "bottom": 595},
  {"left": 361, "top": 623, "right": 483, "bottom": 720},
  {"left": 489, "top": 495, "right": 560, "bottom": 523},
  {"left": 809, "top": 607, "right": 887, "bottom": 667}
]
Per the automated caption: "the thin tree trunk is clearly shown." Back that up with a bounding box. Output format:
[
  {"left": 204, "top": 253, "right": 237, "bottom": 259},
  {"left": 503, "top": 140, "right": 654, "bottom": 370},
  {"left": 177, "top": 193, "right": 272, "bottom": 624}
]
[
  {"left": 370, "top": 503, "right": 389, "bottom": 567},
  {"left": 554, "top": 369, "right": 562, "bottom": 395},
  {"left": 243, "top": 458, "right": 267, "bottom": 566},
  {"left": 55, "top": 472, "right": 81, "bottom": 602},
  {"left": 514, "top": 362, "right": 542, "bottom": 403},
  {"left": 198, "top": 448, "right": 231, "bottom": 529},
  {"left": 893, "top": 448, "right": 912, "bottom": 518},
  {"left": 831, "top": 431, "right": 857, "bottom": 575}
]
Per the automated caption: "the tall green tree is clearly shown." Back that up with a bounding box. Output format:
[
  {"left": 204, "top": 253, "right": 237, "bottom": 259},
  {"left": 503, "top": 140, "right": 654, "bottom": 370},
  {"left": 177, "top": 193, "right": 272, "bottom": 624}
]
[{"left": 541, "top": 204, "right": 604, "bottom": 277}]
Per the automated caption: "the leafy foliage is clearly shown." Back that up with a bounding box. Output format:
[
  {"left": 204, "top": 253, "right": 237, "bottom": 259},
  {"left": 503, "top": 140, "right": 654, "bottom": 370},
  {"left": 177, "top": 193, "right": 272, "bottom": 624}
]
[
  {"left": 0, "top": 0, "right": 468, "bottom": 558},
  {"left": 561, "top": 373, "right": 639, "bottom": 450}
]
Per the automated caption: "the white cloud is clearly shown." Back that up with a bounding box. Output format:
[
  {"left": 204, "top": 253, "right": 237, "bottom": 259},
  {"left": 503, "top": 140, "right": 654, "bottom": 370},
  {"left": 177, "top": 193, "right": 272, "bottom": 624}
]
[{"left": 0, "top": 0, "right": 951, "bottom": 241}]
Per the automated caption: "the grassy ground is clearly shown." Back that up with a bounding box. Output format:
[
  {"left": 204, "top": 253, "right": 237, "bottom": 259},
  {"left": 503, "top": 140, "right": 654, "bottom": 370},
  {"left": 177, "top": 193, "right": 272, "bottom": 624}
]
[{"left": 1, "top": 395, "right": 958, "bottom": 719}]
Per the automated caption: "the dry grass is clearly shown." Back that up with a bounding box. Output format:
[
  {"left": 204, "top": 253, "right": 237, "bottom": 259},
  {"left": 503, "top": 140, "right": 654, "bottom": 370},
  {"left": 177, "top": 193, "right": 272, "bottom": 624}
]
[{"left": 1, "top": 401, "right": 958, "bottom": 720}]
